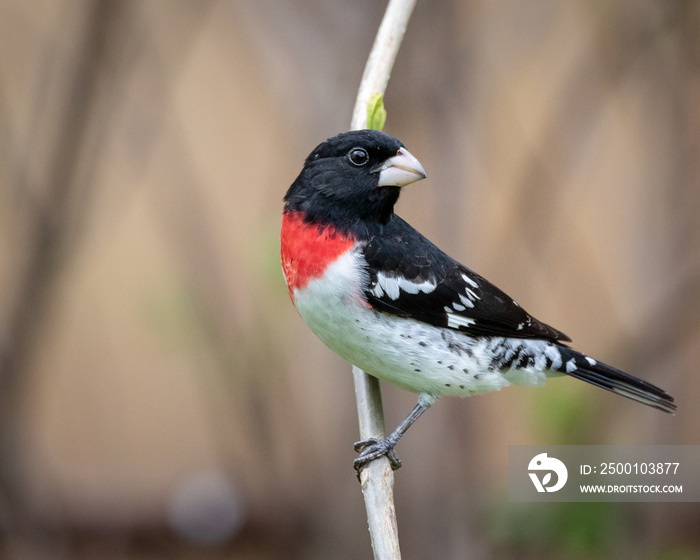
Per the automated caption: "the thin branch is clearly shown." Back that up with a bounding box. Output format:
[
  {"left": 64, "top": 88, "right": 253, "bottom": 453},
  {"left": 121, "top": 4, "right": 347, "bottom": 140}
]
[
  {"left": 349, "top": 1, "right": 418, "bottom": 558},
  {"left": 352, "top": 366, "right": 401, "bottom": 559},
  {"left": 350, "top": 0, "right": 418, "bottom": 131}
]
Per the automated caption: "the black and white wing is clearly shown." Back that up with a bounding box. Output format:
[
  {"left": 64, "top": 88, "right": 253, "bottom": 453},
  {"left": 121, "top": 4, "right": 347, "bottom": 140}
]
[{"left": 362, "top": 216, "right": 570, "bottom": 342}]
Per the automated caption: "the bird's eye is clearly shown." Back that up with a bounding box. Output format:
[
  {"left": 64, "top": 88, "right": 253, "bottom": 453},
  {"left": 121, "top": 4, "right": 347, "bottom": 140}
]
[{"left": 348, "top": 148, "right": 369, "bottom": 167}]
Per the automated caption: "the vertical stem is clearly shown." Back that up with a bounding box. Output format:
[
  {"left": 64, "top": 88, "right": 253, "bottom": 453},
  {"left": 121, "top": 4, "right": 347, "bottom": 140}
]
[
  {"left": 349, "top": 1, "right": 418, "bottom": 558},
  {"left": 350, "top": 0, "right": 419, "bottom": 130},
  {"left": 352, "top": 367, "right": 401, "bottom": 559}
]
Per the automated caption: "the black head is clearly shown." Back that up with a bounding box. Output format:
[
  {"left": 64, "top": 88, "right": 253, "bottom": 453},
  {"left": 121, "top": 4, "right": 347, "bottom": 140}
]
[{"left": 284, "top": 130, "right": 426, "bottom": 234}]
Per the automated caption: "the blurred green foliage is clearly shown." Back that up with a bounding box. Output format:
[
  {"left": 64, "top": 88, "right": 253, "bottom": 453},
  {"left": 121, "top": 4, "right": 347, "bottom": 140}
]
[{"left": 488, "top": 501, "right": 630, "bottom": 559}]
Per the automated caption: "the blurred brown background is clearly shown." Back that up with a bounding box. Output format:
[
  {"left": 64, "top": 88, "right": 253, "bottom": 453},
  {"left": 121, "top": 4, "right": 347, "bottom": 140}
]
[{"left": 1, "top": 1, "right": 698, "bottom": 559}]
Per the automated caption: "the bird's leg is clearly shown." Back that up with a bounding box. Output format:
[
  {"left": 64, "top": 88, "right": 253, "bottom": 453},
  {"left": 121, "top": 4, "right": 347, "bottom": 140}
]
[{"left": 353, "top": 401, "right": 430, "bottom": 475}]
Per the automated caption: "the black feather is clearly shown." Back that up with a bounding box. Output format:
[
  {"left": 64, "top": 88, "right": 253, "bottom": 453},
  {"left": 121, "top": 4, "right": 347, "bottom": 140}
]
[
  {"left": 555, "top": 347, "right": 676, "bottom": 413},
  {"left": 363, "top": 215, "right": 570, "bottom": 342}
]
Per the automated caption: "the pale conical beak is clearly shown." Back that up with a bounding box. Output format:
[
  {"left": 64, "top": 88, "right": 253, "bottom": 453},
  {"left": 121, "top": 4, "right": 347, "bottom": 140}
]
[{"left": 376, "top": 147, "right": 427, "bottom": 187}]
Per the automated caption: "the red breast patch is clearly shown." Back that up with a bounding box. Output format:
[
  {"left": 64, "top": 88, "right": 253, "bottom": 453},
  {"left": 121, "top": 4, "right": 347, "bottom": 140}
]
[{"left": 281, "top": 210, "right": 354, "bottom": 299}]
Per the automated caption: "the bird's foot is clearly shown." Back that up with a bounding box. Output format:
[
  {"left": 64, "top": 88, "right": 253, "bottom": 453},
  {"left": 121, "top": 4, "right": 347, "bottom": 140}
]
[{"left": 353, "top": 437, "right": 402, "bottom": 478}]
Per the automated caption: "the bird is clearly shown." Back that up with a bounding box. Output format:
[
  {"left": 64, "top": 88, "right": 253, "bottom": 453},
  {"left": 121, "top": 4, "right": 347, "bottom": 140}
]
[{"left": 280, "top": 129, "right": 676, "bottom": 474}]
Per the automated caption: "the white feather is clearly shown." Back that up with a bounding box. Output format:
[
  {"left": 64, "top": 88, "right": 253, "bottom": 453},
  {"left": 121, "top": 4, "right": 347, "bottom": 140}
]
[
  {"left": 370, "top": 271, "right": 436, "bottom": 300},
  {"left": 446, "top": 314, "right": 476, "bottom": 329}
]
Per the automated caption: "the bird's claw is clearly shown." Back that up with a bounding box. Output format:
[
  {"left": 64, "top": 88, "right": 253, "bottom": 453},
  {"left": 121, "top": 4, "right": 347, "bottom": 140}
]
[{"left": 353, "top": 437, "right": 402, "bottom": 478}]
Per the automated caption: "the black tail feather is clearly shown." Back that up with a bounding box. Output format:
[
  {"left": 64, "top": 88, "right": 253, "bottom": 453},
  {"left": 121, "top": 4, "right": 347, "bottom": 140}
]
[{"left": 558, "top": 348, "right": 676, "bottom": 414}]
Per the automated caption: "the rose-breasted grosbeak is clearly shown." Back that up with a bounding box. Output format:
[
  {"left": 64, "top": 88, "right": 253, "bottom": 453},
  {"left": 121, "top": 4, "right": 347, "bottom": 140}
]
[{"left": 281, "top": 130, "right": 676, "bottom": 473}]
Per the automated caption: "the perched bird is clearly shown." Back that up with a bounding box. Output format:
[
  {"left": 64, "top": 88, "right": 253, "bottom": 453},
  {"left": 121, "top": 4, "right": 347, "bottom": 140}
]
[{"left": 281, "top": 129, "right": 676, "bottom": 473}]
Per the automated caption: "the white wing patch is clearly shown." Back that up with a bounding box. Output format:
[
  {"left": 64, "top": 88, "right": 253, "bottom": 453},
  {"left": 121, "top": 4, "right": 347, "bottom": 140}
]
[
  {"left": 447, "top": 314, "right": 476, "bottom": 329},
  {"left": 465, "top": 288, "right": 481, "bottom": 301},
  {"left": 461, "top": 273, "right": 479, "bottom": 288},
  {"left": 443, "top": 274, "right": 485, "bottom": 328},
  {"left": 454, "top": 274, "right": 481, "bottom": 308},
  {"left": 370, "top": 272, "right": 437, "bottom": 301}
]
